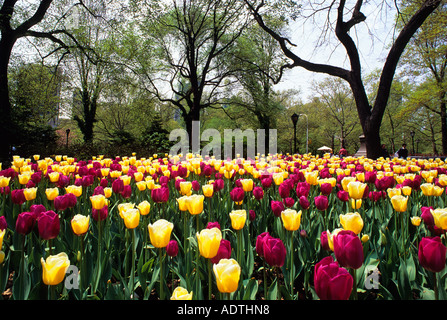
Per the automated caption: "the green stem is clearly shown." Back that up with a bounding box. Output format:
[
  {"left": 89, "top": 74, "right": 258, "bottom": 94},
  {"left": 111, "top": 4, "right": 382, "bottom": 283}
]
[
  {"left": 130, "top": 228, "right": 136, "bottom": 299},
  {"left": 350, "top": 268, "right": 357, "bottom": 300},
  {"left": 159, "top": 247, "right": 164, "bottom": 300},
  {"left": 290, "top": 230, "right": 294, "bottom": 298},
  {"left": 434, "top": 271, "right": 439, "bottom": 300},
  {"left": 208, "top": 259, "right": 212, "bottom": 300}
]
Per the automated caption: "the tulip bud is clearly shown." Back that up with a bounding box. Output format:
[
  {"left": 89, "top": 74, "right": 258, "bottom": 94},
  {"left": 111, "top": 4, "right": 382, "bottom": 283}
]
[{"left": 418, "top": 237, "right": 446, "bottom": 273}]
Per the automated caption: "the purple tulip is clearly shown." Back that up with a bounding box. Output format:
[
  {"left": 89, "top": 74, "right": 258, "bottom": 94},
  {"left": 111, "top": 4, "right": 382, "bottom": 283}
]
[
  {"left": 263, "top": 236, "right": 286, "bottom": 268},
  {"left": 314, "top": 256, "right": 353, "bottom": 300},
  {"left": 418, "top": 237, "right": 446, "bottom": 273},
  {"left": 37, "top": 210, "right": 60, "bottom": 240},
  {"left": 333, "top": 230, "right": 364, "bottom": 269},
  {"left": 16, "top": 211, "right": 35, "bottom": 235},
  {"left": 315, "top": 195, "right": 329, "bottom": 211}
]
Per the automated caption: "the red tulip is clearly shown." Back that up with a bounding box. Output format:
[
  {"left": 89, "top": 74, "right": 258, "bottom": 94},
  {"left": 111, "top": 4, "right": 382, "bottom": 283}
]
[
  {"left": 271, "top": 200, "right": 284, "bottom": 217},
  {"left": 337, "top": 190, "right": 349, "bottom": 202},
  {"left": 151, "top": 187, "right": 169, "bottom": 203},
  {"left": 418, "top": 237, "right": 446, "bottom": 273},
  {"left": 299, "top": 196, "right": 310, "bottom": 210},
  {"left": 121, "top": 185, "right": 132, "bottom": 199},
  {"left": 92, "top": 205, "right": 109, "bottom": 222},
  {"left": 11, "top": 189, "right": 26, "bottom": 205},
  {"left": 16, "top": 211, "right": 35, "bottom": 235},
  {"left": 256, "top": 231, "right": 271, "bottom": 257},
  {"left": 333, "top": 230, "right": 364, "bottom": 269},
  {"left": 315, "top": 195, "right": 329, "bottom": 211},
  {"left": 37, "top": 210, "right": 60, "bottom": 240},
  {"left": 230, "top": 187, "right": 244, "bottom": 203},
  {"left": 112, "top": 178, "right": 124, "bottom": 194},
  {"left": 206, "top": 221, "right": 221, "bottom": 230},
  {"left": 278, "top": 183, "right": 291, "bottom": 198},
  {"left": 253, "top": 186, "right": 264, "bottom": 200},
  {"left": 210, "top": 239, "right": 232, "bottom": 264},
  {"left": 314, "top": 256, "right": 353, "bottom": 300},
  {"left": 166, "top": 240, "right": 179, "bottom": 257},
  {"left": 320, "top": 183, "right": 332, "bottom": 195},
  {"left": 263, "top": 236, "right": 286, "bottom": 267},
  {"left": 54, "top": 195, "right": 69, "bottom": 212},
  {"left": 0, "top": 216, "right": 6, "bottom": 231},
  {"left": 283, "top": 197, "right": 294, "bottom": 208}
]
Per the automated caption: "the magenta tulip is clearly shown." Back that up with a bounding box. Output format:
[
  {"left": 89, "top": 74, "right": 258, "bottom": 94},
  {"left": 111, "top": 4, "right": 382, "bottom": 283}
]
[
  {"left": 0, "top": 216, "right": 7, "bottom": 231},
  {"left": 151, "top": 187, "right": 169, "bottom": 203},
  {"left": 210, "top": 239, "right": 232, "bottom": 264},
  {"left": 263, "top": 236, "right": 286, "bottom": 268},
  {"left": 37, "top": 210, "right": 60, "bottom": 240},
  {"left": 230, "top": 187, "right": 244, "bottom": 203},
  {"left": 92, "top": 205, "right": 109, "bottom": 221},
  {"left": 256, "top": 231, "right": 271, "bottom": 257},
  {"left": 16, "top": 211, "right": 35, "bottom": 235},
  {"left": 166, "top": 240, "right": 179, "bottom": 257},
  {"left": 54, "top": 195, "right": 69, "bottom": 212},
  {"left": 11, "top": 189, "right": 26, "bottom": 205},
  {"left": 333, "top": 230, "right": 364, "bottom": 269},
  {"left": 320, "top": 183, "right": 333, "bottom": 195},
  {"left": 112, "top": 178, "right": 124, "bottom": 194},
  {"left": 253, "top": 186, "right": 264, "bottom": 200},
  {"left": 315, "top": 195, "right": 329, "bottom": 211},
  {"left": 314, "top": 256, "right": 353, "bottom": 300},
  {"left": 418, "top": 237, "right": 446, "bottom": 273},
  {"left": 299, "top": 196, "right": 310, "bottom": 210},
  {"left": 271, "top": 200, "right": 284, "bottom": 217},
  {"left": 320, "top": 231, "right": 331, "bottom": 251}
]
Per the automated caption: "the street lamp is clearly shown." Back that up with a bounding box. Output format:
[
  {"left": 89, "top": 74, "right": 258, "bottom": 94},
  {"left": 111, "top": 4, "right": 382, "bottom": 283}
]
[
  {"left": 66, "top": 128, "right": 71, "bottom": 149},
  {"left": 410, "top": 130, "right": 415, "bottom": 155},
  {"left": 299, "top": 113, "right": 309, "bottom": 154},
  {"left": 291, "top": 113, "right": 299, "bottom": 154}
]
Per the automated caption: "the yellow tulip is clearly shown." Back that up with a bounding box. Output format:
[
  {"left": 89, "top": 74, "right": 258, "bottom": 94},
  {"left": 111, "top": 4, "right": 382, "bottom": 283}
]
[
  {"left": 90, "top": 194, "right": 107, "bottom": 210},
  {"left": 390, "top": 195, "right": 408, "bottom": 212},
  {"left": 118, "top": 202, "right": 135, "bottom": 215},
  {"left": 229, "top": 209, "right": 247, "bottom": 230},
  {"left": 41, "top": 252, "right": 70, "bottom": 285},
  {"left": 272, "top": 172, "right": 284, "bottom": 185},
  {"left": 0, "top": 229, "right": 5, "bottom": 249},
  {"left": 420, "top": 183, "right": 434, "bottom": 196},
  {"left": 185, "top": 194, "right": 204, "bottom": 215},
  {"left": 137, "top": 200, "right": 151, "bottom": 216},
  {"left": 0, "top": 176, "right": 10, "bottom": 188},
  {"left": 438, "top": 174, "right": 447, "bottom": 187},
  {"left": 410, "top": 216, "right": 421, "bottom": 227},
  {"left": 177, "top": 196, "right": 189, "bottom": 212},
  {"left": 347, "top": 181, "right": 367, "bottom": 200},
  {"left": 48, "top": 171, "right": 60, "bottom": 183},
  {"left": 281, "top": 209, "right": 302, "bottom": 231},
  {"left": 180, "top": 181, "right": 192, "bottom": 196},
  {"left": 134, "top": 171, "right": 144, "bottom": 182},
  {"left": 304, "top": 170, "right": 319, "bottom": 185},
  {"left": 170, "top": 286, "right": 193, "bottom": 300},
  {"left": 120, "top": 208, "right": 140, "bottom": 229},
  {"left": 341, "top": 176, "right": 356, "bottom": 192},
  {"left": 431, "top": 208, "right": 447, "bottom": 230},
  {"left": 339, "top": 212, "right": 364, "bottom": 235},
  {"left": 45, "top": 187, "right": 59, "bottom": 201},
  {"left": 213, "top": 258, "right": 241, "bottom": 293},
  {"left": 202, "top": 184, "right": 214, "bottom": 198},
  {"left": 18, "top": 173, "right": 31, "bottom": 185},
  {"left": 361, "top": 234, "right": 370, "bottom": 243},
  {"left": 387, "top": 187, "right": 401, "bottom": 199},
  {"left": 23, "top": 187, "right": 37, "bottom": 201},
  {"left": 196, "top": 227, "right": 222, "bottom": 258},
  {"left": 65, "top": 185, "right": 83, "bottom": 197},
  {"left": 148, "top": 219, "right": 174, "bottom": 248},
  {"left": 433, "top": 186, "right": 444, "bottom": 197},
  {"left": 104, "top": 187, "right": 112, "bottom": 198},
  {"left": 240, "top": 179, "right": 254, "bottom": 192},
  {"left": 136, "top": 181, "right": 147, "bottom": 191},
  {"left": 401, "top": 186, "right": 412, "bottom": 196},
  {"left": 71, "top": 214, "right": 90, "bottom": 236}
]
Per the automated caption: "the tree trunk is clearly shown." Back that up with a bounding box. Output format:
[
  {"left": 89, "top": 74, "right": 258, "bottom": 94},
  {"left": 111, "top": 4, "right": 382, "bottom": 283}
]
[
  {"left": 0, "top": 35, "right": 15, "bottom": 164},
  {"left": 440, "top": 92, "right": 447, "bottom": 155}
]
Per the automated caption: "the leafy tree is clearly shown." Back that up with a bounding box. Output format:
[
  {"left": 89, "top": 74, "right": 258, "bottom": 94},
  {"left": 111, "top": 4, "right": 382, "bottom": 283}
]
[{"left": 243, "top": 0, "right": 443, "bottom": 159}]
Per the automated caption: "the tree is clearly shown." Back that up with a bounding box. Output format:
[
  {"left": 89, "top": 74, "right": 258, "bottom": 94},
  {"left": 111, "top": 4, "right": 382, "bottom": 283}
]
[
  {"left": 226, "top": 16, "right": 289, "bottom": 152},
  {"left": 399, "top": 1, "right": 447, "bottom": 154},
  {"left": 243, "top": 0, "right": 443, "bottom": 159},
  {"left": 128, "top": 0, "right": 250, "bottom": 148},
  {"left": 0, "top": 0, "right": 89, "bottom": 164}
]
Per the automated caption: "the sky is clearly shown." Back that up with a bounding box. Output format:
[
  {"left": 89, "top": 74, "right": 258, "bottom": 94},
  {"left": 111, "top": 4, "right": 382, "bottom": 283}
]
[{"left": 272, "top": 1, "right": 398, "bottom": 103}]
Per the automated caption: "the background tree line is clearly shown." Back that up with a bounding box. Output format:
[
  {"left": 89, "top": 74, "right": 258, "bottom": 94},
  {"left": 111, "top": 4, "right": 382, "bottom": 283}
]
[{"left": 1, "top": 0, "right": 445, "bottom": 163}]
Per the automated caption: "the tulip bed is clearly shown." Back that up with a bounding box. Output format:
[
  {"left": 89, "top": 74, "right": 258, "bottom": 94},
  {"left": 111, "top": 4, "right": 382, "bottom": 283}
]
[{"left": 1, "top": 153, "right": 447, "bottom": 300}]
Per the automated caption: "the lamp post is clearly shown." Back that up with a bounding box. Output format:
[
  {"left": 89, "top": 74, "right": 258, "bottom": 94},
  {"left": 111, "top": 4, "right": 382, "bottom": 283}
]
[
  {"left": 410, "top": 130, "right": 415, "bottom": 155},
  {"left": 299, "top": 113, "right": 308, "bottom": 154},
  {"left": 66, "top": 128, "right": 70, "bottom": 149},
  {"left": 291, "top": 113, "right": 299, "bottom": 154}
]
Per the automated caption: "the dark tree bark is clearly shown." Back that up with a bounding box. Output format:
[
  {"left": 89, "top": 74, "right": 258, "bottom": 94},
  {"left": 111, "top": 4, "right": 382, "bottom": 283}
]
[{"left": 244, "top": 0, "right": 442, "bottom": 159}]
